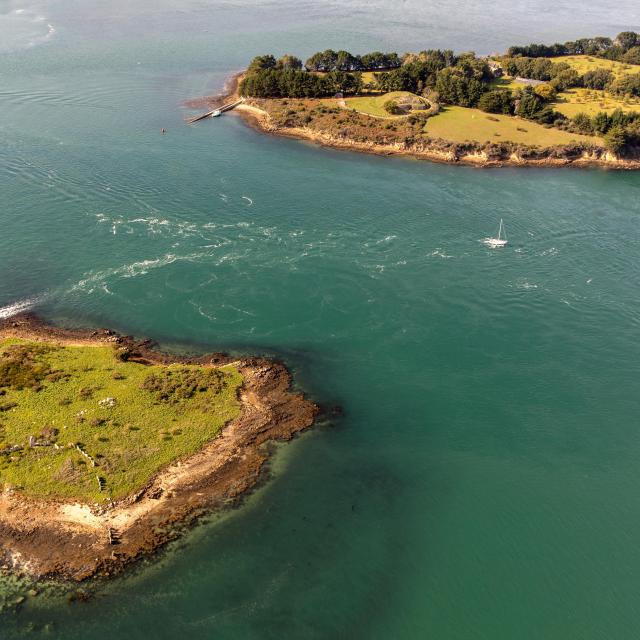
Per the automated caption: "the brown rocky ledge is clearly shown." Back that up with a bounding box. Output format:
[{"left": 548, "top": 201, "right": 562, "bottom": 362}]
[
  {"left": 0, "top": 314, "right": 317, "bottom": 582},
  {"left": 186, "top": 73, "right": 640, "bottom": 170}
]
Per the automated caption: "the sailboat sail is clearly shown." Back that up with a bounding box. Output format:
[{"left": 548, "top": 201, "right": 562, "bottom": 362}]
[{"left": 484, "top": 219, "right": 508, "bottom": 247}]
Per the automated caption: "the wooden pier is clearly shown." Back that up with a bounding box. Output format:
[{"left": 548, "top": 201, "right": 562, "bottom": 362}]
[{"left": 186, "top": 98, "right": 244, "bottom": 124}]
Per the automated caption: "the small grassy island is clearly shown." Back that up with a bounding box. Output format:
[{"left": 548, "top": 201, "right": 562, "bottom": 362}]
[
  {"left": 0, "top": 316, "right": 317, "bottom": 581},
  {"left": 203, "top": 31, "right": 640, "bottom": 167}
]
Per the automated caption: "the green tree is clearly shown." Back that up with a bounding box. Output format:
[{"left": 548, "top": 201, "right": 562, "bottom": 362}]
[
  {"left": 383, "top": 100, "right": 402, "bottom": 115},
  {"left": 625, "top": 119, "right": 640, "bottom": 146},
  {"left": 435, "top": 68, "right": 485, "bottom": 107},
  {"left": 572, "top": 112, "right": 594, "bottom": 134},
  {"left": 615, "top": 31, "right": 639, "bottom": 51},
  {"left": 515, "top": 88, "right": 555, "bottom": 123},
  {"left": 592, "top": 111, "right": 611, "bottom": 134},
  {"left": 335, "top": 50, "right": 361, "bottom": 71},
  {"left": 534, "top": 83, "right": 557, "bottom": 100},
  {"left": 360, "top": 51, "right": 401, "bottom": 69},
  {"left": 623, "top": 47, "right": 640, "bottom": 65},
  {"left": 610, "top": 73, "right": 640, "bottom": 97},
  {"left": 604, "top": 125, "right": 627, "bottom": 153},
  {"left": 248, "top": 54, "right": 277, "bottom": 73},
  {"left": 549, "top": 68, "right": 580, "bottom": 91},
  {"left": 477, "top": 90, "right": 513, "bottom": 114},
  {"left": 305, "top": 49, "right": 338, "bottom": 71},
  {"left": 277, "top": 54, "right": 303, "bottom": 70}
]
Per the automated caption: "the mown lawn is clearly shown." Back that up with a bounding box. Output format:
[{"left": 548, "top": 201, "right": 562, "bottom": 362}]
[
  {"left": 424, "top": 106, "right": 602, "bottom": 146},
  {"left": 341, "top": 91, "right": 419, "bottom": 117},
  {"left": 0, "top": 339, "right": 242, "bottom": 502}
]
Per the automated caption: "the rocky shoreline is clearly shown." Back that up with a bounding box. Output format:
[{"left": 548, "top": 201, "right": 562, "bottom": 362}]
[{"left": 0, "top": 315, "right": 318, "bottom": 582}]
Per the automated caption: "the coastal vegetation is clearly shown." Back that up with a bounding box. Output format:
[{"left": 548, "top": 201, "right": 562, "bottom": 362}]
[
  {"left": 0, "top": 338, "right": 242, "bottom": 502},
  {"left": 237, "top": 31, "right": 640, "bottom": 162},
  {"left": 506, "top": 32, "right": 640, "bottom": 63}
]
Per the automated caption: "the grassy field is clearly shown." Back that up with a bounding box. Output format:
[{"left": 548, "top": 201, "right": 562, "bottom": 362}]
[
  {"left": 340, "top": 91, "right": 419, "bottom": 117},
  {"left": 553, "top": 87, "right": 640, "bottom": 116},
  {"left": 489, "top": 76, "right": 530, "bottom": 91},
  {"left": 361, "top": 71, "right": 378, "bottom": 86},
  {"left": 424, "top": 106, "right": 602, "bottom": 146},
  {"left": 550, "top": 55, "right": 640, "bottom": 77},
  {"left": 0, "top": 339, "right": 242, "bottom": 502},
  {"left": 489, "top": 57, "right": 640, "bottom": 117}
]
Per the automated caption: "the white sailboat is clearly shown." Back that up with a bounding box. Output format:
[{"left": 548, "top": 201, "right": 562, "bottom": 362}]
[{"left": 484, "top": 219, "right": 508, "bottom": 248}]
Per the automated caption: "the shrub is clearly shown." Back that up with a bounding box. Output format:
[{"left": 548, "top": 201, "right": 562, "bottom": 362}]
[
  {"left": 383, "top": 100, "right": 402, "bottom": 115},
  {"left": 534, "top": 83, "right": 557, "bottom": 101},
  {"left": 582, "top": 69, "right": 614, "bottom": 90},
  {"left": 141, "top": 368, "right": 229, "bottom": 404},
  {"left": 623, "top": 46, "right": 640, "bottom": 65},
  {"left": 0, "top": 344, "right": 52, "bottom": 390},
  {"left": 604, "top": 125, "right": 627, "bottom": 153},
  {"left": 572, "top": 112, "right": 594, "bottom": 134}
]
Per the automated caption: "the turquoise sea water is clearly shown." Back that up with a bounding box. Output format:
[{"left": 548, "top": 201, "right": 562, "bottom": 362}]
[{"left": 2, "top": 1, "right": 640, "bottom": 638}]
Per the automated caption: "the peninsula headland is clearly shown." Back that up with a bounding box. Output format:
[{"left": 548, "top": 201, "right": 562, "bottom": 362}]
[{"left": 192, "top": 31, "right": 640, "bottom": 168}]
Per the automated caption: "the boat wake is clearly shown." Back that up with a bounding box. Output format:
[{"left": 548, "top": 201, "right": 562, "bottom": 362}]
[
  {"left": 0, "top": 295, "right": 46, "bottom": 319},
  {"left": 429, "top": 249, "right": 453, "bottom": 259}
]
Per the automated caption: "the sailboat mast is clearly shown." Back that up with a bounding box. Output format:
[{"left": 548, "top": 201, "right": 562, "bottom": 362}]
[{"left": 498, "top": 219, "right": 503, "bottom": 240}]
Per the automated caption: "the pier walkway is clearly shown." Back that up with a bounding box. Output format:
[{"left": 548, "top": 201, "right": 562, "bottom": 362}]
[{"left": 186, "top": 98, "right": 244, "bottom": 123}]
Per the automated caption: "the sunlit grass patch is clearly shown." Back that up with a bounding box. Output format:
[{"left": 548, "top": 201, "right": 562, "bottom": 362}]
[
  {"left": 342, "top": 91, "right": 420, "bottom": 117},
  {"left": 549, "top": 55, "right": 640, "bottom": 77},
  {"left": 0, "top": 339, "right": 242, "bottom": 502},
  {"left": 553, "top": 87, "right": 640, "bottom": 116},
  {"left": 424, "top": 106, "right": 602, "bottom": 146}
]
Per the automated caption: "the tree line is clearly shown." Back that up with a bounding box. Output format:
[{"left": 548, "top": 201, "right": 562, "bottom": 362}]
[
  {"left": 241, "top": 50, "right": 493, "bottom": 106},
  {"left": 305, "top": 49, "right": 401, "bottom": 72},
  {"left": 240, "top": 67, "right": 363, "bottom": 99},
  {"left": 246, "top": 50, "right": 401, "bottom": 74},
  {"left": 569, "top": 109, "right": 640, "bottom": 152},
  {"left": 507, "top": 31, "right": 640, "bottom": 64}
]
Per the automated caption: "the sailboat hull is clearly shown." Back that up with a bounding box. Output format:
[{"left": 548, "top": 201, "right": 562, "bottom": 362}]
[
  {"left": 484, "top": 218, "right": 508, "bottom": 247},
  {"left": 483, "top": 238, "right": 508, "bottom": 247}
]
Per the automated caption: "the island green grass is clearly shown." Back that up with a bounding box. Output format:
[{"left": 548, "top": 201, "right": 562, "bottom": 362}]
[
  {"left": 424, "top": 106, "right": 602, "bottom": 146},
  {"left": 550, "top": 55, "right": 640, "bottom": 77},
  {"left": 341, "top": 91, "right": 419, "bottom": 117},
  {"left": 489, "top": 76, "right": 530, "bottom": 91},
  {"left": 0, "top": 339, "right": 242, "bottom": 502},
  {"left": 553, "top": 87, "right": 640, "bottom": 116}
]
